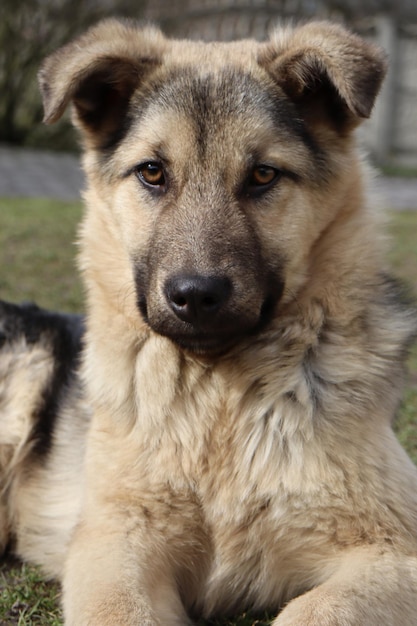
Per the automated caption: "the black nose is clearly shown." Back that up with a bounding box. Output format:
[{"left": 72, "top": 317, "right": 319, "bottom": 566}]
[{"left": 165, "top": 275, "right": 232, "bottom": 326}]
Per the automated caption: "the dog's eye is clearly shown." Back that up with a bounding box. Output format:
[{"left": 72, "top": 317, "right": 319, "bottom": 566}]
[
  {"left": 136, "top": 162, "right": 166, "bottom": 188},
  {"left": 249, "top": 166, "right": 279, "bottom": 188},
  {"left": 244, "top": 165, "right": 282, "bottom": 197}
]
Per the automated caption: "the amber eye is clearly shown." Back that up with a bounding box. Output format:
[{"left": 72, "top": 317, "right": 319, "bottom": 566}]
[
  {"left": 250, "top": 165, "right": 279, "bottom": 187},
  {"left": 136, "top": 162, "right": 166, "bottom": 188}
]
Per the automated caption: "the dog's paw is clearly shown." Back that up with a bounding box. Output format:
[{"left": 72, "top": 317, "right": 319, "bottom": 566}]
[
  {"left": 272, "top": 593, "right": 350, "bottom": 626},
  {"left": 64, "top": 596, "right": 162, "bottom": 626}
]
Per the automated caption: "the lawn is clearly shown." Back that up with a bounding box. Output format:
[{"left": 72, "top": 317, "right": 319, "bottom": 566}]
[
  {"left": 0, "top": 197, "right": 416, "bottom": 625},
  {"left": 0, "top": 198, "right": 83, "bottom": 312}
]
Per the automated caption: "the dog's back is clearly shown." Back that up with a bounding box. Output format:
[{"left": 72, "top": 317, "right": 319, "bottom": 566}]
[{"left": 0, "top": 301, "right": 89, "bottom": 574}]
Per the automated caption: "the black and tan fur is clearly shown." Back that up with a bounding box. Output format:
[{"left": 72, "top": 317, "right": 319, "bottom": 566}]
[{"left": 1, "top": 18, "right": 417, "bottom": 625}]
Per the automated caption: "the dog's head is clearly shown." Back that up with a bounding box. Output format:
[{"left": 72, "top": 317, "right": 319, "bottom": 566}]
[{"left": 39, "top": 20, "right": 386, "bottom": 355}]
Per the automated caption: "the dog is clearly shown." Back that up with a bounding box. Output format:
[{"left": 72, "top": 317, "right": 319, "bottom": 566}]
[{"left": 1, "top": 17, "right": 417, "bottom": 625}]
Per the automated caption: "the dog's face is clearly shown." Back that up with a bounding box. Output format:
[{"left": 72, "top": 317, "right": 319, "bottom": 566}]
[{"left": 39, "top": 20, "right": 386, "bottom": 354}]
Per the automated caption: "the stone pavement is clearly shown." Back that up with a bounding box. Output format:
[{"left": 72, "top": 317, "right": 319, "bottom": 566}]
[
  {"left": 0, "top": 145, "right": 416, "bottom": 210},
  {"left": 0, "top": 146, "right": 84, "bottom": 201}
]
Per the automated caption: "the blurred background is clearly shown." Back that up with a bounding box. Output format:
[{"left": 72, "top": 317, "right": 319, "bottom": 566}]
[{"left": 1, "top": 0, "right": 417, "bottom": 169}]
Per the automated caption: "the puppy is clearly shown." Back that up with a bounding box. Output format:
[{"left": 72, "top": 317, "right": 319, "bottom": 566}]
[{"left": 1, "top": 18, "right": 417, "bottom": 625}]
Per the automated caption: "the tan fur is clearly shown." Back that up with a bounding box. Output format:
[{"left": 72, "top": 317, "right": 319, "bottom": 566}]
[{"left": 2, "top": 18, "right": 417, "bottom": 625}]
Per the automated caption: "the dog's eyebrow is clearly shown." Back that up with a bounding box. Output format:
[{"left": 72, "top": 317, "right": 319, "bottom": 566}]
[{"left": 120, "top": 147, "right": 170, "bottom": 180}]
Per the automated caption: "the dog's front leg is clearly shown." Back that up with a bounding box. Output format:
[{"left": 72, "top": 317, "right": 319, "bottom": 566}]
[
  {"left": 62, "top": 513, "right": 192, "bottom": 626},
  {"left": 273, "top": 547, "right": 417, "bottom": 626}
]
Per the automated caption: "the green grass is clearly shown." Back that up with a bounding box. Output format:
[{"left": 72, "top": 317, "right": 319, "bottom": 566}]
[
  {"left": 0, "top": 197, "right": 416, "bottom": 625},
  {"left": 0, "top": 561, "right": 62, "bottom": 626},
  {"left": 387, "top": 210, "right": 417, "bottom": 464},
  {"left": 388, "top": 210, "right": 417, "bottom": 291},
  {"left": 380, "top": 165, "right": 417, "bottom": 178},
  {"left": 0, "top": 198, "right": 83, "bottom": 312}
]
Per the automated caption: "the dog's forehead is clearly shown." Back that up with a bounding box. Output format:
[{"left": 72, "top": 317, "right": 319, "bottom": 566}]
[
  {"left": 146, "top": 67, "right": 283, "bottom": 123},
  {"left": 127, "top": 63, "right": 305, "bottom": 157},
  {"left": 147, "top": 37, "right": 296, "bottom": 129}
]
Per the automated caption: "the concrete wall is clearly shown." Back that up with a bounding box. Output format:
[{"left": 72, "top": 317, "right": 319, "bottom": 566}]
[{"left": 361, "top": 18, "right": 417, "bottom": 167}]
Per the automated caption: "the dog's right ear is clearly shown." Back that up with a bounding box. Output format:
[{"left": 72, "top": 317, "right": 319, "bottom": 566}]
[{"left": 38, "top": 19, "right": 166, "bottom": 149}]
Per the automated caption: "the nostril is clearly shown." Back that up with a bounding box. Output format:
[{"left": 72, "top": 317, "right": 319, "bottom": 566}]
[
  {"left": 201, "top": 295, "right": 218, "bottom": 309},
  {"left": 172, "top": 294, "right": 188, "bottom": 308}
]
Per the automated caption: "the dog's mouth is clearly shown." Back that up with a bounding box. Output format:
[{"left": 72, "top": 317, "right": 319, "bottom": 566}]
[{"left": 138, "top": 290, "right": 281, "bottom": 356}]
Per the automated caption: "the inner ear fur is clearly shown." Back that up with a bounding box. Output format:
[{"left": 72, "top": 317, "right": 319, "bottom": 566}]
[
  {"left": 38, "top": 19, "right": 166, "bottom": 148},
  {"left": 259, "top": 21, "right": 388, "bottom": 131}
]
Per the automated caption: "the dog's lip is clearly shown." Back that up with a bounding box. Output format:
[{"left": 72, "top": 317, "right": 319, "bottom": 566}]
[{"left": 163, "top": 330, "right": 241, "bottom": 355}]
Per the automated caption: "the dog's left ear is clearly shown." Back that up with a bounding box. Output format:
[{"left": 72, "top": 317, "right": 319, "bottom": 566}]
[
  {"left": 38, "top": 19, "right": 166, "bottom": 149},
  {"left": 259, "top": 21, "right": 387, "bottom": 131}
]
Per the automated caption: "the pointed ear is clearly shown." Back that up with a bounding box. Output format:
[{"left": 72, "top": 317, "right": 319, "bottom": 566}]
[
  {"left": 259, "top": 21, "right": 387, "bottom": 132},
  {"left": 38, "top": 19, "right": 166, "bottom": 149}
]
